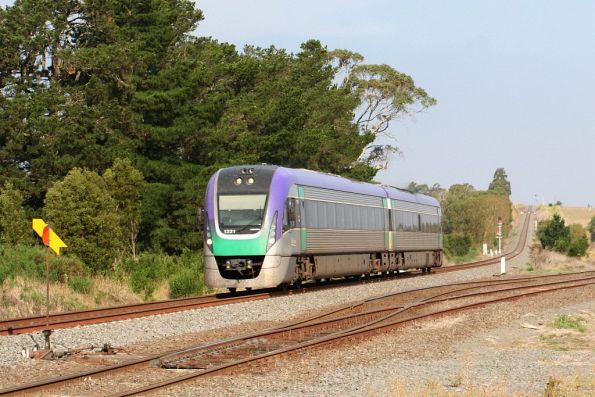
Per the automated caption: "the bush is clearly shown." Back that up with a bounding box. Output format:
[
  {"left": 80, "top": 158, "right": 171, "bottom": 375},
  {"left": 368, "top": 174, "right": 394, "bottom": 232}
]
[
  {"left": 116, "top": 250, "right": 206, "bottom": 300},
  {"left": 444, "top": 233, "right": 472, "bottom": 257},
  {"left": 537, "top": 214, "right": 570, "bottom": 252},
  {"left": 169, "top": 268, "right": 203, "bottom": 298},
  {"left": 567, "top": 236, "right": 589, "bottom": 257},
  {"left": 122, "top": 253, "right": 175, "bottom": 300},
  {"left": 69, "top": 276, "right": 93, "bottom": 294},
  {"left": 0, "top": 245, "right": 86, "bottom": 284}
]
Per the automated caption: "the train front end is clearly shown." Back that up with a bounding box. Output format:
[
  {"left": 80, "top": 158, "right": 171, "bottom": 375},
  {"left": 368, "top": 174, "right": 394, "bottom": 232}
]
[{"left": 203, "top": 165, "right": 294, "bottom": 291}]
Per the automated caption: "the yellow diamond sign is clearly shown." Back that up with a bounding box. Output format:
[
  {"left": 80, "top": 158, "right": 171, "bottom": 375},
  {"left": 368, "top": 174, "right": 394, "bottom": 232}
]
[{"left": 32, "top": 219, "right": 67, "bottom": 255}]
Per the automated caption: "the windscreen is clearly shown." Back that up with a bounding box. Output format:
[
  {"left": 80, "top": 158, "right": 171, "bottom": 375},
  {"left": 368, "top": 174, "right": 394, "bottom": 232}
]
[{"left": 218, "top": 194, "right": 267, "bottom": 233}]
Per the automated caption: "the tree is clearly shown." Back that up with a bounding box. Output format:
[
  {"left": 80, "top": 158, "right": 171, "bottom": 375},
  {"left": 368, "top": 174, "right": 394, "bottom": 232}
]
[
  {"left": 0, "top": 182, "right": 31, "bottom": 246},
  {"left": 406, "top": 181, "right": 445, "bottom": 200},
  {"left": 103, "top": 159, "right": 144, "bottom": 259},
  {"left": 590, "top": 215, "right": 595, "bottom": 242},
  {"left": 44, "top": 168, "right": 122, "bottom": 273},
  {"left": 1, "top": 1, "right": 436, "bottom": 254},
  {"left": 488, "top": 168, "right": 511, "bottom": 196},
  {"left": 343, "top": 60, "right": 437, "bottom": 171}
]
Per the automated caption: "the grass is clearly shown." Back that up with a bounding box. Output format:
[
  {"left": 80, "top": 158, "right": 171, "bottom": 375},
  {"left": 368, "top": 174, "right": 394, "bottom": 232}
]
[
  {"left": 538, "top": 312, "right": 592, "bottom": 352},
  {"left": 552, "top": 314, "right": 586, "bottom": 332},
  {"left": 446, "top": 248, "right": 479, "bottom": 265},
  {"left": 376, "top": 375, "right": 595, "bottom": 397},
  {"left": 0, "top": 276, "right": 143, "bottom": 319},
  {"left": 0, "top": 245, "right": 209, "bottom": 318}
]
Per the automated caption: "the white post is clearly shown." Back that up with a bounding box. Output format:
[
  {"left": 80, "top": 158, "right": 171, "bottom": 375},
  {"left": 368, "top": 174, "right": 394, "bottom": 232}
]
[
  {"left": 497, "top": 218, "right": 503, "bottom": 255},
  {"left": 500, "top": 257, "right": 506, "bottom": 275},
  {"left": 482, "top": 243, "right": 488, "bottom": 256}
]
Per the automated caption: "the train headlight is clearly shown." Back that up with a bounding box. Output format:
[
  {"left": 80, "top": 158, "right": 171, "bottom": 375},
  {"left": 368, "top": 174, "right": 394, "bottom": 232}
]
[
  {"left": 234, "top": 177, "right": 242, "bottom": 185},
  {"left": 225, "top": 260, "right": 231, "bottom": 269},
  {"left": 247, "top": 177, "right": 254, "bottom": 185},
  {"left": 204, "top": 212, "right": 213, "bottom": 250},
  {"left": 266, "top": 212, "right": 278, "bottom": 252}
]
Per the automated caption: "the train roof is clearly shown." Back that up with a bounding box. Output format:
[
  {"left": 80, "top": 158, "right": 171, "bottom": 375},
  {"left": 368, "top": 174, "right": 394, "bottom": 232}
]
[{"left": 273, "top": 166, "right": 440, "bottom": 207}]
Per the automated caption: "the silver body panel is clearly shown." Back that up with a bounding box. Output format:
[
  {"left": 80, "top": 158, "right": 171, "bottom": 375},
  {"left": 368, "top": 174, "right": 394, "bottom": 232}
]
[
  {"left": 205, "top": 253, "right": 296, "bottom": 289},
  {"left": 395, "top": 231, "right": 442, "bottom": 250},
  {"left": 306, "top": 229, "right": 385, "bottom": 253}
]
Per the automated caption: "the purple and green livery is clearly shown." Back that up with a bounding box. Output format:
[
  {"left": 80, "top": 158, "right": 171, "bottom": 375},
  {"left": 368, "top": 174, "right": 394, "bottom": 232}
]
[{"left": 204, "top": 165, "right": 442, "bottom": 292}]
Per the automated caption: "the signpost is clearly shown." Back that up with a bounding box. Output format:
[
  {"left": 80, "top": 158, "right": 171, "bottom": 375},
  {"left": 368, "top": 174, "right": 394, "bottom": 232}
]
[
  {"left": 497, "top": 217, "right": 503, "bottom": 255},
  {"left": 32, "top": 219, "right": 67, "bottom": 350}
]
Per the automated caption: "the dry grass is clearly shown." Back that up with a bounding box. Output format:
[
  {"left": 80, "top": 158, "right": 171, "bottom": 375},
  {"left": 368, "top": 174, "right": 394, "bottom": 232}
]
[
  {"left": 0, "top": 276, "right": 148, "bottom": 320},
  {"left": 558, "top": 207, "right": 595, "bottom": 229},
  {"left": 526, "top": 243, "right": 595, "bottom": 275},
  {"left": 377, "top": 374, "right": 595, "bottom": 397}
]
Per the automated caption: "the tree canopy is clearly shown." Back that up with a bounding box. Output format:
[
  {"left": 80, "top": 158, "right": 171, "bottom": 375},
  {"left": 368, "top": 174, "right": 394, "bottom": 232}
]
[
  {"left": 488, "top": 168, "right": 511, "bottom": 196},
  {"left": 0, "top": 0, "right": 435, "bottom": 259}
]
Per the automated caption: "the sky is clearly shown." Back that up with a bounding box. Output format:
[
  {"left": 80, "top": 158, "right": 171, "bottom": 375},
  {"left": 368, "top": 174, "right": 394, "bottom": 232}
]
[{"left": 2, "top": 0, "right": 594, "bottom": 206}]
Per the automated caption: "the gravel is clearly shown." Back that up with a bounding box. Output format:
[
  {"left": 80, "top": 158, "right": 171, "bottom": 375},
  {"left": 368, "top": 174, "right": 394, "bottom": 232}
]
[
  {"left": 0, "top": 265, "right": 512, "bottom": 369},
  {"left": 159, "top": 288, "right": 595, "bottom": 397}
]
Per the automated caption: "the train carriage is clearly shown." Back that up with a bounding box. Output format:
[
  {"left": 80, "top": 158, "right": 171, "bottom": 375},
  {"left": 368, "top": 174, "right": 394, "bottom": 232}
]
[{"left": 204, "top": 165, "right": 442, "bottom": 291}]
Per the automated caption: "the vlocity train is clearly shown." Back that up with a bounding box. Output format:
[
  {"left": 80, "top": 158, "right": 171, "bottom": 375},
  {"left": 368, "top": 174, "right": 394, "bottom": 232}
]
[{"left": 204, "top": 165, "right": 442, "bottom": 292}]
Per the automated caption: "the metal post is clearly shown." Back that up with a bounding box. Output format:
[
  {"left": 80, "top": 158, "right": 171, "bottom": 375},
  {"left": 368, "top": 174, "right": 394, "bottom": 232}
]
[
  {"left": 43, "top": 225, "right": 52, "bottom": 352},
  {"left": 45, "top": 245, "right": 50, "bottom": 327}
]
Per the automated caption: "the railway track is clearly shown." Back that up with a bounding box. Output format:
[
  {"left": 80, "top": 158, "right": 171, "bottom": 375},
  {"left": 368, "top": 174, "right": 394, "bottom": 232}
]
[
  {"left": 1, "top": 270, "right": 592, "bottom": 396},
  {"left": 0, "top": 211, "right": 532, "bottom": 336}
]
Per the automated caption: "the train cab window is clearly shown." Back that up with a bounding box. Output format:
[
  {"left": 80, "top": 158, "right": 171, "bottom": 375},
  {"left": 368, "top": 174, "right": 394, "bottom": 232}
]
[{"left": 283, "top": 198, "right": 298, "bottom": 232}]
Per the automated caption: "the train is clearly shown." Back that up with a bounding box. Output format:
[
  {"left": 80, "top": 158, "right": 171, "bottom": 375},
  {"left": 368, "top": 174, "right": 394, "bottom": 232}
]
[{"left": 203, "top": 165, "right": 442, "bottom": 292}]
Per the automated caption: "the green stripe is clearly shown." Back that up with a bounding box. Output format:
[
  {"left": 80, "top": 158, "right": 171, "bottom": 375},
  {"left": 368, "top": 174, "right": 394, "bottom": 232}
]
[
  {"left": 298, "top": 186, "right": 307, "bottom": 251},
  {"left": 383, "top": 198, "right": 389, "bottom": 249},
  {"left": 212, "top": 232, "right": 268, "bottom": 256}
]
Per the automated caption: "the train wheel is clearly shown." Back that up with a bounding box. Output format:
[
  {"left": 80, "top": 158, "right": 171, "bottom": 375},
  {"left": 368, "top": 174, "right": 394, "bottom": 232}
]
[
  {"left": 245, "top": 287, "right": 252, "bottom": 291},
  {"left": 228, "top": 287, "right": 237, "bottom": 293}
]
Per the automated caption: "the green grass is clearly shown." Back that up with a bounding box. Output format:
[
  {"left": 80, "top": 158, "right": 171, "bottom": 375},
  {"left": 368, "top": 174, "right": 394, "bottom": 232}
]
[
  {"left": 447, "top": 247, "right": 479, "bottom": 264},
  {"left": 552, "top": 314, "right": 586, "bottom": 332}
]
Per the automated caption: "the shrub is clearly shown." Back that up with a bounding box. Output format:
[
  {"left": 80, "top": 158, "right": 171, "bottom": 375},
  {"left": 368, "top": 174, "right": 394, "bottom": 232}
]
[
  {"left": 0, "top": 182, "right": 31, "bottom": 246},
  {"left": 444, "top": 233, "right": 472, "bottom": 257},
  {"left": 169, "top": 268, "right": 203, "bottom": 299},
  {"left": 537, "top": 214, "right": 570, "bottom": 252},
  {"left": 0, "top": 245, "right": 86, "bottom": 284},
  {"left": 567, "top": 236, "right": 589, "bottom": 257},
  {"left": 122, "top": 253, "right": 175, "bottom": 300},
  {"left": 69, "top": 276, "right": 93, "bottom": 294}
]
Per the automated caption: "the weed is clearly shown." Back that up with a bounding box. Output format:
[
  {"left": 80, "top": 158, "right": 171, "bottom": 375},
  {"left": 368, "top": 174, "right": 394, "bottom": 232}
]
[
  {"left": 525, "top": 262, "right": 534, "bottom": 271},
  {"left": 552, "top": 314, "right": 586, "bottom": 332},
  {"left": 544, "top": 376, "right": 561, "bottom": 397},
  {"left": 447, "top": 373, "right": 463, "bottom": 387}
]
